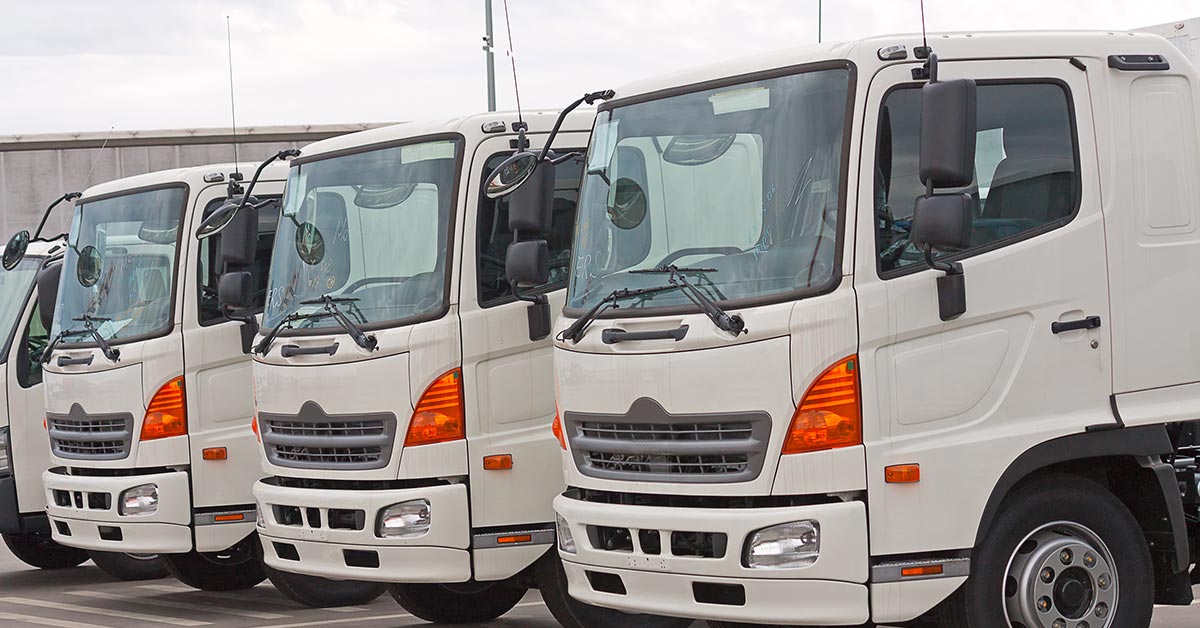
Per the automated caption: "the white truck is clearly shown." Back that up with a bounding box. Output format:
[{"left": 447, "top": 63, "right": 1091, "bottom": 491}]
[
  {"left": 488, "top": 29, "right": 1200, "bottom": 628},
  {"left": 206, "top": 109, "right": 683, "bottom": 627},
  {"left": 32, "top": 161, "right": 384, "bottom": 606},
  {"left": 1, "top": 203, "right": 168, "bottom": 581}
]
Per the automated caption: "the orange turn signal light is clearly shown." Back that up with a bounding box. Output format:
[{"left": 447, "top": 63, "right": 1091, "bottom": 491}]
[
  {"left": 902, "top": 564, "right": 944, "bottom": 577},
  {"left": 202, "top": 447, "right": 228, "bottom": 461},
  {"left": 551, "top": 407, "right": 566, "bottom": 450},
  {"left": 483, "top": 454, "right": 513, "bottom": 471},
  {"left": 497, "top": 534, "right": 532, "bottom": 544},
  {"left": 782, "top": 356, "right": 861, "bottom": 455},
  {"left": 405, "top": 369, "right": 465, "bottom": 447},
  {"left": 141, "top": 376, "right": 187, "bottom": 441},
  {"left": 214, "top": 513, "right": 245, "bottom": 522},
  {"left": 885, "top": 464, "right": 921, "bottom": 484},
  {"left": 251, "top": 415, "right": 260, "bottom": 442}
]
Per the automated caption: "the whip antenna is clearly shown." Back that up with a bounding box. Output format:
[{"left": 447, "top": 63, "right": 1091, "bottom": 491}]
[
  {"left": 501, "top": 0, "right": 523, "bottom": 125},
  {"left": 919, "top": 0, "right": 929, "bottom": 52},
  {"left": 80, "top": 126, "right": 114, "bottom": 191},
  {"left": 226, "top": 16, "right": 241, "bottom": 178}
]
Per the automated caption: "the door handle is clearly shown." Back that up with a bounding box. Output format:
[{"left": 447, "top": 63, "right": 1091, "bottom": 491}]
[
  {"left": 1051, "top": 316, "right": 1101, "bottom": 334},
  {"left": 602, "top": 325, "right": 689, "bottom": 344},
  {"left": 57, "top": 355, "right": 94, "bottom": 367},
  {"left": 280, "top": 342, "right": 339, "bottom": 358}
]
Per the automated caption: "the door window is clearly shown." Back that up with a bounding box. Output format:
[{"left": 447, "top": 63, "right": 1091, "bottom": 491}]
[
  {"left": 17, "top": 302, "right": 48, "bottom": 388},
  {"left": 875, "top": 82, "right": 1080, "bottom": 274},
  {"left": 198, "top": 197, "right": 280, "bottom": 323},
  {"left": 476, "top": 152, "right": 584, "bottom": 307}
]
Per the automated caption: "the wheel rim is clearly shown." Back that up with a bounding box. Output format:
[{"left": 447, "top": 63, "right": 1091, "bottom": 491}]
[{"left": 1004, "top": 521, "right": 1118, "bottom": 628}]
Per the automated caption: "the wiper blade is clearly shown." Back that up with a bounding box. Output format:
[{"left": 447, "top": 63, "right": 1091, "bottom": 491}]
[
  {"left": 631, "top": 265, "right": 747, "bottom": 335},
  {"left": 253, "top": 309, "right": 318, "bottom": 356},
  {"left": 300, "top": 295, "right": 378, "bottom": 352},
  {"left": 559, "top": 284, "right": 682, "bottom": 344},
  {"left": 43, "top": 314, "right": 121, "bottom": 364},
  {"left": 40, "top": 327, "right": 92, "bottom": 364}
]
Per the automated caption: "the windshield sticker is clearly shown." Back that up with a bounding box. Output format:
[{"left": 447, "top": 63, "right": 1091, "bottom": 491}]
[
  {"left": 710, "top": 87, "right": 770, "bottom": 115},
  {"left": 401, "top": 140, "right": 456, "bottom": 164}
]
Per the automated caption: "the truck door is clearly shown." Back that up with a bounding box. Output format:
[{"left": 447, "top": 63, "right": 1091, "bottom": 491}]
[
  {"left": 182, "top": 188, "right": 280, "bottom": 512},
  {"left": 6, "top": 289, "right": 52, "bottom": 515},
  {"left": 853, "top": 59, "right": 1110, "bottom": 557},
  {"left": 458, "top": 133, "right": 588, "bottom": 547}
]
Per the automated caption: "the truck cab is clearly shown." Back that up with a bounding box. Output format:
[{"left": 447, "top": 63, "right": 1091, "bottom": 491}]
[
  {"left": 240, "top": 110, "right": 687, "bottom": 627},
  {"left": 35, "top": 162, "right": 382, "bottom": 605},
  {"left": 507, "top": 31, "right": 1200, "bottom": 628}
]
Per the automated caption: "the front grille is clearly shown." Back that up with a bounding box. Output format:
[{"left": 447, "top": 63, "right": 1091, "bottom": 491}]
[
  {"left": 260, "top": 401, "right": 397, "bottom": 471},
  {"left": 565, "top": 398, "right": 771, "bottom": 483},
  {"left": 47, "top": 408, "right": 134, "bottom": 461}
]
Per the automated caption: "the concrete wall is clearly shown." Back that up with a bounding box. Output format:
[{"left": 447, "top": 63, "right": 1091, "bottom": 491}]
[{"left": 0, "top": 123, "right": 393, "bottom": 237}]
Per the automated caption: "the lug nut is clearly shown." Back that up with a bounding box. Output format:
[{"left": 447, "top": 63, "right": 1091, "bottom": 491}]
[
  {"left": 1038, "top": 596, "right": 1053, "bottom": 612},
  {"left": 1059, "top": 548, "right": 1074, "bottom": 565},
  {"left": 1083, "top": 552, "right": 1097, "bottom": 568},
  {"left": 1095, "top": 602, "right": 1109, "bottom": 619},
  {"left": 1052, "top": 620, "right": 1066, "bottom": 628},
  {"left": 1097, "top": 573, "right": 1111, "bottom": 590},
  {"left": 1040, "top": 567, "right": 1056, "bottom": 583},
  {"left": 1077, "top": 621, "right": 1090, "bottom": 628}
]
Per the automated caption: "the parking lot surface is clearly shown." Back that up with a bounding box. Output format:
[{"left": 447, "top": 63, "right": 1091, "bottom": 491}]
[{"left": 0, "top": 546, "right": 1195, "bottom": 627}]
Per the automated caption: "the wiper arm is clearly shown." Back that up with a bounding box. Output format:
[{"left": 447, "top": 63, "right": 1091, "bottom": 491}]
[
  {"left": 253, "top": 310, "right": 310, "bottom": 356},
  {"left": 40, "top": 327, "right": 91, "bottom": 364},
  {"left": 43, "top": 315, "right": 121, "bottom": 364},
  {"left": 631, "top": 266, "right": 747, "bottom": 335},
  {"left": 559, "top": 284, "right": 682, "bottom": 343},
  {"left": 300, "top": 295, "right": 378, "bottom": 352}
]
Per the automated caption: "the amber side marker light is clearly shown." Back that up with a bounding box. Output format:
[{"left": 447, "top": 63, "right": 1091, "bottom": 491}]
[
  {"left": 551, "top": 408, "right": 566, "bottom": 450},
  {"left": 885, "top": 464, "right": 921, "bottom": 484},
  {"left": 202, "top": 447, "right": 228, "bottom": 461},
  {"left": 783, "top": 356, "right": 861, "bottom": 455},
  {"left": 251, "top": 416, "right": 260, "bottom": 442},
  {"left": 483, "top": 454, "right": 513, "bottom": 471},
  {"left": 405, "top": 369, "right": 465, "bottom": 447},
  {"left": 214, "top": 513, "right": 245, "bottom": 523},
  {"left": 141, "top": 377, "right": 187, "bottom": 441},
  {"left": 497, "top": 534, "right": 533, "bottom": 544},
  {"left": 902, "top": 564, "right": 944, "bottom": 578}
]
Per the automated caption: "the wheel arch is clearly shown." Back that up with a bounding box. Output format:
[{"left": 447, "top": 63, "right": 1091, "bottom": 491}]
[{"left": 974, "top": 424, "right": 1192, "bottom": 603}]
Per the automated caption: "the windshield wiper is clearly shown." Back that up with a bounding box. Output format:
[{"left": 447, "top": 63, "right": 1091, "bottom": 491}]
[
  {"left": 559, "top": 284, "right": 682, "bottom": 343},
  {"left": 631, "top": 266, "right": 747, "bottom": 335},
  {"left": 300, "top": 295, "right": 378, "bottom": 352},
  {"left": 42, "top": 314, "right": 121, "bottom": 364},
  {"left": 253, "top": 310, "right": 317, "bottom": 356}
]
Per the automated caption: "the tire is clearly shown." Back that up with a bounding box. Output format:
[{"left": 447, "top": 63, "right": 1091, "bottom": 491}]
[
  {"left": 387, "top": 580, "right": 527, "bottom": 623},
  {"left": 2, "top": 533, "right": 89, "bottom": 569},
  {"left": 535, "top": 553, "right": 691, "bottom": 628},
  {"left": 266, "top": 567, "right": 386, "bottom": 608},
  {"left": 930, "top": 475, "right": 1153, "bottom": 628},
  {"left": 163, "top": 537, "right": 267, "bottom": 591},
  {"left": 88, "top": 551, "right": 169, "bottom": 581}
]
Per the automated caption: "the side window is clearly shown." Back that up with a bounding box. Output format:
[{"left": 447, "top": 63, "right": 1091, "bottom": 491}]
[
  {"left": 198, "top": 197, "right": 281, "bottom": 323},
  {"left": 18, "top": 301, "right": 48, "bottom": 388},
  {"left": 477, "top": 153, "right": 584, "bottom": 306},
  {"left": 875, "top": 82, "right": 1079, "bottom": 273}
]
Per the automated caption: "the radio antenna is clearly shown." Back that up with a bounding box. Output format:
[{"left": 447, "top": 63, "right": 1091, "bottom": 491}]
[
  {"left": 501, "top": 0, "right": 523, "bottom": 126},
  {"left": 919, "top": 0, "right": 929, "bottom": 52},
  {"left": 226, "top": 16, "right": 241, "bottom": 179},
  {"left": 80, "top": 126, "right": 114, "bottom": 191}
]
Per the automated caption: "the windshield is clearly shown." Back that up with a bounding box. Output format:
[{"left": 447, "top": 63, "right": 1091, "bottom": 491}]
[
  {"left": 0, "top": 257, "right": 40, "bottom": 362},
  {"left": 263, "top": 139, "right": 461, "bottom": 331},
  {"left": 54, "top": 186, "right": 187, "bottom": 344},
  {"left": 567, "top": 66, "right": 852, "bottom": 312}
]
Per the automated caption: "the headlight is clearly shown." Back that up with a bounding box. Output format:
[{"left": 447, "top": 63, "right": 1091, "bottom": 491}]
[
  {"left": 377, "top": 499, "right": 431, "bottom": 538},
  {"left": 119, "top": 484, "right": 159, "bottom": 516},
  {"left": 556, "top": 513, "right": 576, "bottom": 554},
  {"left": 744, "top": 520, "right": 820, "bottom": 569},
  {"left": 0, "top": 427, "right": 10, "bottom": 478}
]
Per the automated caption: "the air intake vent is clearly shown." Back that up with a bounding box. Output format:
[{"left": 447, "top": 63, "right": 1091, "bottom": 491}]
[
  {"left": 260, "top": 401, "right": 397, "bottom": 470},
  {"left": 47, "top": 405, "right": 134, "bottom": 461}
]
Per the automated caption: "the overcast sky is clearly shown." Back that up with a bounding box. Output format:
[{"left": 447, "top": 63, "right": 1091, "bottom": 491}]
[{"left": 0, "top": 0, "right": 1194, "bottom": 135}]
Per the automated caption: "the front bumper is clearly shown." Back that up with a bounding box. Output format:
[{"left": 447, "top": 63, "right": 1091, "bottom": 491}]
[
  {"left": 255, "top": 479, "right": 472, "bottom": 583},
  {"left": 554, "top": 492, "right": 870, "bottom": 625},
  {"left": 43, "top": 468, "right": 193, "bottom": 553}
]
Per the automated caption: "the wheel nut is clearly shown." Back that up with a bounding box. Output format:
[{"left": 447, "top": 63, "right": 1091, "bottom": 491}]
[
  {"left": 1059, "top": 548, "right": 1073, "bottom": 564},
  {"left": 1083, "top": 552, "right": 1097, "bottom": 568},
  {"left": 1095, "top": 602, "right": 1109, "bottom": 619},
  {"left": 1097, "top": 573, "right": 1111, "bottom": 590},
  {"left": 1040, "top": 567, "right": 1055, "bottom": 583},
  {"left": 1052, "top": 620, "right": 1066, "bottom": 628},
  {"left": 1038, "top": 596, "right": 1053, "bottom": 612},
  {"left": 1077, "top": 622, "right": 1090, "bottom": 628}
]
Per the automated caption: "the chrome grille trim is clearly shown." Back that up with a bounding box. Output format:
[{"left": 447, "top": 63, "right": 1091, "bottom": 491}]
[
  {"left": 564, "top": 398, "right": 771, "bottom": 484},
  {"left": 47, "top": 404, "right": 134, "bottom": 461},
  {"left": 260, "top": 401, "right": 397, "bottom": 471}
]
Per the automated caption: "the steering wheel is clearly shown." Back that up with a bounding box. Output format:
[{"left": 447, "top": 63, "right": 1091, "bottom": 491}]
[{"left": 653, "top": 247, "right": 742, "bottom": 269}]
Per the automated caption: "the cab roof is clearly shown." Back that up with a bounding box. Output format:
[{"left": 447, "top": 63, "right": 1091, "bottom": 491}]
[
  {"left": 79, "top": 161, "right": 290, "bottom": 202},
  {"left": 297, "top": 109, "right": 596, "bottom": 162},
  {"left": 610, "top": 29, "right": 1184, "bottom": 103}
]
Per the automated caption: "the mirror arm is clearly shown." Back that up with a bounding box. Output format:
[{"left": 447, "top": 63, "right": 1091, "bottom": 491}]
[
  {"left": 537, "top": 89, "right": 614, "bottom": 163},
  {"left": 237, "top": 149, "right": 301, "bottom": 215},
  {"left": 511, "top": 282, "right": 548, "bottom": 306},
  {"left": 923, "top": 244, "right": 962, "bottom": 276},
  {"left": 32, "top": 191, "right": 81, "bottom": 241}
]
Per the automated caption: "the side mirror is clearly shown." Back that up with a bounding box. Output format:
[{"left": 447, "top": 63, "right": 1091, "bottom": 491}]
[
  {"left": 485, "top": 151, "right": 539, "bottom": 199},
  {"left": 36, "top": 263, "right": 61, "bottom": 331},
  {"left": 918, "top": 78, "right": 978, "bottom": 188},
  {"left": 218, "top": 271, "right": 255, "bottom": 310},
  {"left": 506, "top": 240, "right": 551, "bottom": 341},
  {"left": 911, "top": 194, "right": 972, "bottom": 251},
  {"left": 219, "top": 203, "right": 258, "bottom": 267},
  {"left": 508, "top": 161, "right": 556, "bottom": 235},
  {"left": 3, "top": 230, "right": 31, "bottom": 271}
]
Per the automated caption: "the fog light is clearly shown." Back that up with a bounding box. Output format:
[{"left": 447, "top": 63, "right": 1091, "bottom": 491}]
[
  {"left": 744, "top": 520, "right": 820, "bottom": 569},
  {"left": 377, "top": 499, "right": 431, "bottom": 538},
  {"left": 556, "top": 513, "right": 576, "bottom": 554},
  {"left": 119, "top": 484, "right": 159, "bottom": 516}
]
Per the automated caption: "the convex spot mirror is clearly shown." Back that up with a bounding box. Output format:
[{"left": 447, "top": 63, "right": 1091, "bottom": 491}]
[
  {"left": 76, "top": 245, "right": 103, "bottom": 287},
  {"left": 485, "top": 152, "right": 539, "bottom": 199},
  {"left": 607, "top": 177, "right": 647, "bottom": 230},
  {"left": 2, "top": 230, "right": 30, "bottom": 270},
  {"left": 294, "top": 222, "right": 326, "bottom": 266},
  {"left": 196, "top": 196, "right": 247, "bottom": 240}
]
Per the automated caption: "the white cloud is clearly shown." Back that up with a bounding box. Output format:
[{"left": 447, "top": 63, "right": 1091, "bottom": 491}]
[{"left": 0, "top": 0, "right": 1194, "bottom": 134}]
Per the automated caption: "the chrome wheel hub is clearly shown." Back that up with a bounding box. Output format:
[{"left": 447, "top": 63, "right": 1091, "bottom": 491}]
[{"left": 1004, "top": 522, "right": 1117, "bottom": 628}]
